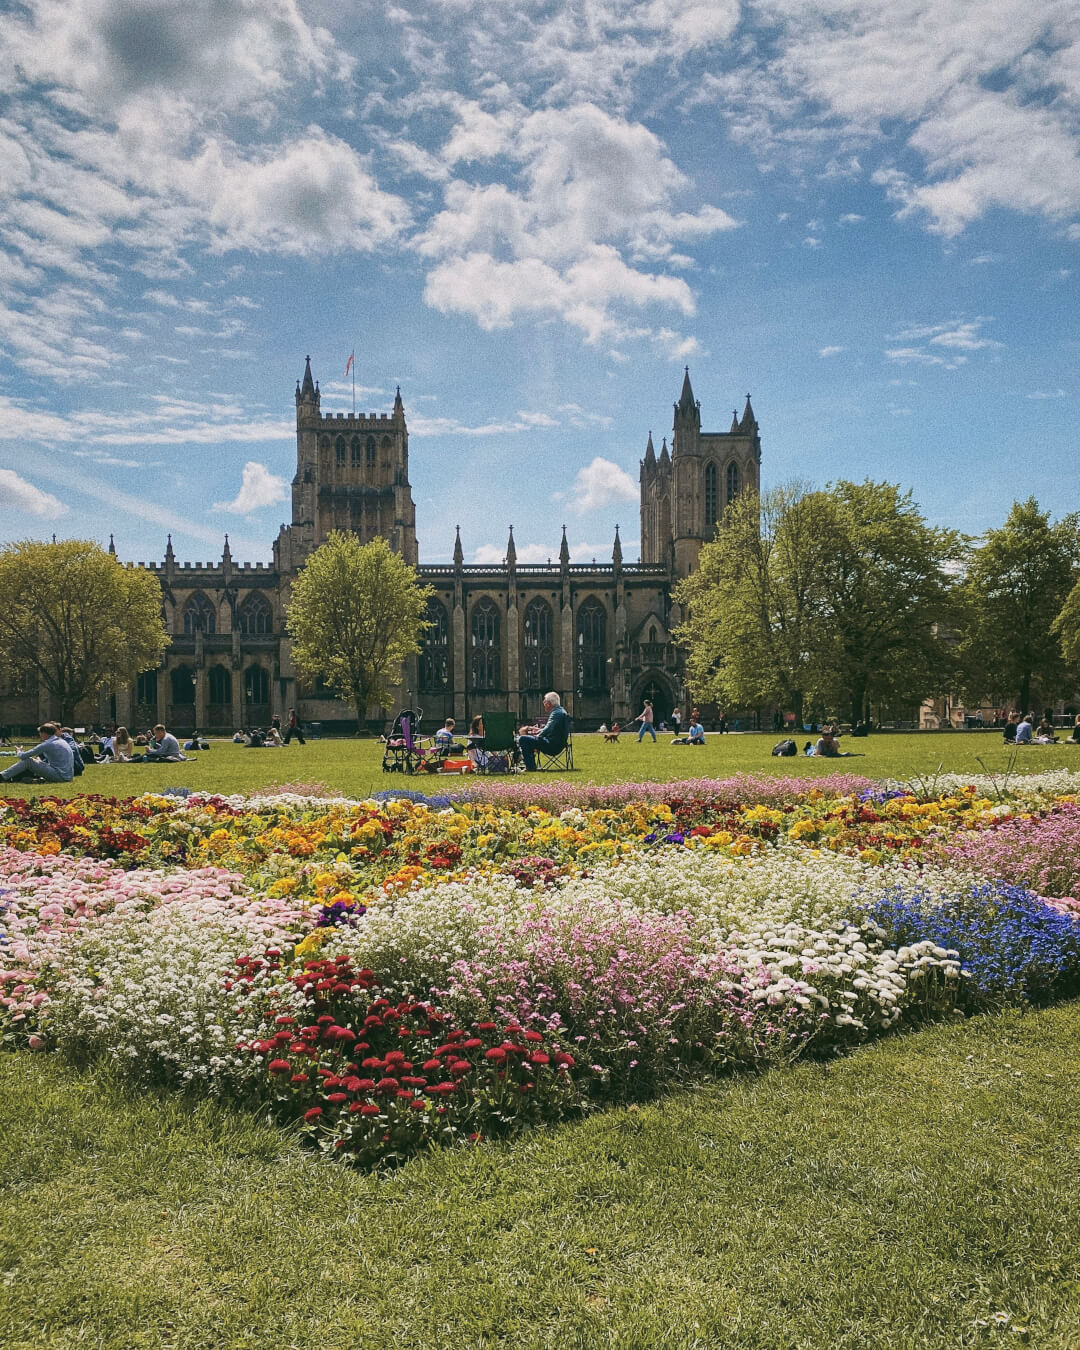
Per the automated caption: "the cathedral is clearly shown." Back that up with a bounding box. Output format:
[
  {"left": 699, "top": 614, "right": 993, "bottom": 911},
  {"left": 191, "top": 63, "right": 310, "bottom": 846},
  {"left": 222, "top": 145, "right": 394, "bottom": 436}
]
[{"left": 6, "top": 361, "right": 761, "bottom": 734}]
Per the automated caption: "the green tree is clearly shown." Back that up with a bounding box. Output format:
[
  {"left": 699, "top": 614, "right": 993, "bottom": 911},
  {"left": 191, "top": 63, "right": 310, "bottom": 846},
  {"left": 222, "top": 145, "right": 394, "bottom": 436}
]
[
  {"left": 675, "top": 483, "right": 841, "bottom": 725},
  {"left": 822, "top": 481, "right": 964, "bottom": 727},
  {"left": 0, "top": 538, "right": 169, "bottom": 724},
  {"left": 285, "top": 533, "right": 432, "bottom": 730},
  {"left": 958, "top": 499, "right": 1080, "bottom": 713},
  {"left": 1052, "top": 577, "right": 1080, "bottom": 671}
]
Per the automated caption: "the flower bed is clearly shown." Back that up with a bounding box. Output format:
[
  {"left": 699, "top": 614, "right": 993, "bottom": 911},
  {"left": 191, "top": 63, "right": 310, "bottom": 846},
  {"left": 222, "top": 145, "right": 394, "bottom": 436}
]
[{"left": 2, "top": 770, "right": 1078, "bottom": 1167}]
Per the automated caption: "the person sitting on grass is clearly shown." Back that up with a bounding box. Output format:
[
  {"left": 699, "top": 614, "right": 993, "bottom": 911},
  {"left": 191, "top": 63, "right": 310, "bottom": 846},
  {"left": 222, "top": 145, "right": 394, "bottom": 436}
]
[
  {"left": 1014, "top": 714, "right": 1034, "bottom": 745},
  {"left": 0, "top": 723, "right": 75, "bottom": 784},
  {"left": 1070, "top": 714, "right": 1080, "bottom": 744},
  {"left": 142, "top": 723, "right": 185, "bottom": 762},
  {"left": 672, "top": 718, "right": 705, "bottom": 745},
  {"left": 812, "top": 726, "right": 854, "bottom": 758},
  {"left": 1035, "top": 718, "right": 1058, "bottom": 744}
]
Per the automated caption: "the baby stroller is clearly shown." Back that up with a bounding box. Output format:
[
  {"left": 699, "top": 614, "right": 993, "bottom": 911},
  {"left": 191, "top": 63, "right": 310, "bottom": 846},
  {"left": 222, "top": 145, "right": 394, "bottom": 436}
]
[{"left": 380, "top": 708, "right": 446, "bottom": 775}]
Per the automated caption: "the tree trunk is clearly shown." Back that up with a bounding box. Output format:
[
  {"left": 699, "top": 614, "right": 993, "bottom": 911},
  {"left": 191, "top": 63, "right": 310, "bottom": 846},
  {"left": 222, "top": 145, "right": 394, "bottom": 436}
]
[
  {"left": 849, "top": 682, "right": 865, "bottom": 731},
  {"left": 1019, "top": 673, "right": 1031, "bottom": 715},
  {"left": 791, "top": 689, "right": 804, "bottom": 728}
]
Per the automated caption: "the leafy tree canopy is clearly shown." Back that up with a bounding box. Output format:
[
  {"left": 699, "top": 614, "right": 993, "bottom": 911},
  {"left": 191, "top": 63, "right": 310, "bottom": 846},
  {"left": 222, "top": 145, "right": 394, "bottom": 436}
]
[
  {"left": 0, "top": 538, "right": 169, "bottom": 723},
  {"left": 285, "top": 533, "right": 432, "bottom": 730},
  {"left": 958, "top": 498, "right": 1080, "bottom": 712}
]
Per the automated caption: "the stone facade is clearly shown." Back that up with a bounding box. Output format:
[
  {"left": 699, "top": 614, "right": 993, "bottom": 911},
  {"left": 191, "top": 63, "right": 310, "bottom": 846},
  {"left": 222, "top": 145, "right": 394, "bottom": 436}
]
[{"left": 2, "top": 362, "right": 759, "bottom": 734}]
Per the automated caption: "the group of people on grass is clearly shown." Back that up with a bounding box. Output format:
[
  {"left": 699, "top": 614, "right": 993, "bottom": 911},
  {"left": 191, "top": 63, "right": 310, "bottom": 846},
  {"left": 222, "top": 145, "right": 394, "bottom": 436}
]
[
  {"left": 430, "top": 693, "right": 572, "bottom": 772},
  {"left": 0, "top": 722, "right": 188, "bottom": 783},
  {"left": 618, "top": 700, "right": 706, "bottom": 745},
  {"left": 231, "top": 709, "right": 306, "bottom": 748},
  {"left": 1003, "top": 711, "right": 1080, "bottom": 745}
]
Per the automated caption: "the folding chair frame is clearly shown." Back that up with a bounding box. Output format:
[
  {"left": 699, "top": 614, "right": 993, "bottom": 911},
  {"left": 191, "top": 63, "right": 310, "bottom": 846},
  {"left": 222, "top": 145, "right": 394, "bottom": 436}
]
[{"left": 534, "top": 732, "right": 574, "bottom": 773}]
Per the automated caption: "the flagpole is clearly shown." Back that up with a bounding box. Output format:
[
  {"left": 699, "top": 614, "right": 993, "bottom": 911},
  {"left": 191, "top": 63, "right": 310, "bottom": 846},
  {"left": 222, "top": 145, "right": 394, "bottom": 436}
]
[{"left": 351, "top": 349, "right": 356, "bottom": 417}]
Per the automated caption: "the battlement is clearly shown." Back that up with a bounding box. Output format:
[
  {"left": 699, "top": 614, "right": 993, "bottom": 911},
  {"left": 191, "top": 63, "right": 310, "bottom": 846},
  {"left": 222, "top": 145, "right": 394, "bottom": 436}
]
[{"left": 316, "top": 411, "right": 394, "bottom": 425}]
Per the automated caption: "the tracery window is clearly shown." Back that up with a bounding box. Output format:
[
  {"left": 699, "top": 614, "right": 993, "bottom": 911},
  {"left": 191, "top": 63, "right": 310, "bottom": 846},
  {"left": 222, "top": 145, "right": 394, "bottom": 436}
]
[
  {"left": 470, "top": 598, "right": 500, "bottom": 691},
  {"left": 335, "top": 435, "right": 346, "bottom": 468},
  {"left": 577, "top": 598, "right": 607, "bottom": 694},
  {"left": 704, "top": 461, "right": 719, "bottom": 529},
  {"left": 726, "top": 460, "right": 741, "bottom": 505},
  {"left": 182, "top": 594, "right": 216, "bottom": 635},
  {"left": 366, "top": 435, "right": 376, "bottom": 467},
  {"left": 419, "top": 600, "right": 451, "bottom": 693},
  {"left": 351, "top": 435, "right": 362, "bottom": 468},
  {"left": 522, "top": 598, "right": 553, "bottom": 691},
  {"left": 236, "top": 593, "right": 273, "bottom": 636}
]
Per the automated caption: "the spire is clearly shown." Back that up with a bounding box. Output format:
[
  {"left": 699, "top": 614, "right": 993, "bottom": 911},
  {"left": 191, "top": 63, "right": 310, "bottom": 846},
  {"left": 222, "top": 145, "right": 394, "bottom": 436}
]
[
  {"left": 612, "top": 523, "right": 623, "bottom": 569},
  {"left": 453, "top": 524, "right": 464, "bottom": 568},
  {"left": 108, "top": 534, "right": 115, "bottom": 555},
  {"left": 677, "top": 366, "right": 695, "bottom": 415},
  {"left": 559, "top": 524, "right": 570, "bottom": 567},
  {"left": 730, "top": 410, "right": 740, "bottom": 433},
  {"left": 739, "top": 393, "right": 757, "bottom": 432},
  {"left": 506, "top": 524, "right": 516, "bottom": 567},
  {"left": 393, "top": 385, "right": 404, "bottom": 419},
  {"left": 299, "top": 355, "right": 315, "bottom": 401},
  {"left": 659, "top": 437, "right": 670, "bottom": 468},
  {"left": 164, "top": 533, "right": 174, "bottom": 564},
  {"left": 221, "top": 533, "right": 232, "bottom": 566},
  {"left": 643, "top": 431, "right": 656, "bottom": 472}
]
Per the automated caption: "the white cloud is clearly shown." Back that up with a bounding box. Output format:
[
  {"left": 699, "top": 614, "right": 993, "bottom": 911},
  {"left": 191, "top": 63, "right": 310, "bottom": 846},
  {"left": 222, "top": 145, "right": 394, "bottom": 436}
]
[
  {"left": 1027, "top": 388, "right": 1066, "bottom": 400},
  {"left": 565, "top": 457, "right": 638, "bottom": 514},
  {"left": 885, "top": 316, "right": 1002, "bottom": 367},
  {"left": 213, "top": 461, "right": 289, "bottom": 513},
  {"left": 0, "top": 468, "right": 67, "bottom": 518},
  {"left": 819, "top": 345, "right": 846, "bottom": 357}
]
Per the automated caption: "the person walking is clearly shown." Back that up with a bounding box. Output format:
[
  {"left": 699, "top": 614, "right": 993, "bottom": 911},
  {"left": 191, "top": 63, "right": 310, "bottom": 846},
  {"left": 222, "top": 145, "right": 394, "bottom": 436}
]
[
  {"left": 635, "top": 699, "right": 657, "bottom": 742},
  {"left": 283, "top": 708, "right": 306, "bottom": 745}
]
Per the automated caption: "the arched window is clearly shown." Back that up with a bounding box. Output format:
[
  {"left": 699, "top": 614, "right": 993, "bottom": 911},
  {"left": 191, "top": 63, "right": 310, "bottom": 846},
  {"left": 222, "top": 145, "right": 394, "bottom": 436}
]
[
  {"left": 207, "top": 664, "right": 231, "bottom": 705},
  {"left": 135, "top": 670, "right": 158, "bottom": 717},
  {"left": 366, "top": 435, "right": 376, "bottom": 467},
  {"left": 335, "top": 435, "right": 346, "bottom": 468},
  {"left": 419, "top": 600, "right": 451, "bottom": 694},
  {"left": 236, "top": 593, "right": 273, "bottom": 636},
  {"left": 726, "top": 460, "right": 740, "bottom": 505},
  {"left": 350, "top": 435, "right": 362, "bottom": 468},
  {"left": 170, "top": 666, "right": 195, "bottom": 705},
  {"left": 470, "top": 597, "right": 500, "bottom": 691},
  {"left": 182, "top": 594, "right": 216, "bottom": 635},
  {"left": 244, "top": 665, "right": 270, "bottom": 708},
  {"left": 704, "top": 461, "right": 719, "bottom": 530},
  {"left": 522, "top": 598, "right": 553, "bottom": 691},
  {"left": 577, "top": 598, "right": 607, "bottom": 694}
]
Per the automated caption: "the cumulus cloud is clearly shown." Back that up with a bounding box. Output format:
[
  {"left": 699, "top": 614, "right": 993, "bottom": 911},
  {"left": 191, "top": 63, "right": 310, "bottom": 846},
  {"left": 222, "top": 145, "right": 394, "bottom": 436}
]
[
  {"left": 819, "top": 345, "right": 846, "bottom": 357},
  {"left": 213, "top": 461, "right": 289, "bottom": 513},
  {"left": 0, "top": 468, "right": 67, "bottom": 518},
  {"left": 885, "top": 317, "right": 1002, "bottom": 367},
  {"left": 564, "top": 457, "right": 638, "bottom": 514}
]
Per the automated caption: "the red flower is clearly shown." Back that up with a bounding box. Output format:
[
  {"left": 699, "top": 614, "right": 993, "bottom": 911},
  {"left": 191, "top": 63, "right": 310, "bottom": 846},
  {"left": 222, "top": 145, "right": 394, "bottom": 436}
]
[
  {"left": 529, "top": 1052, "right": 550, "bottom": 1065},
  {"left": 376, "top": 1077, "right": 400, "bottom": 1092},
  {"left": 396, "top": 1089, "right": 416, "bottom": 1100},
  {"left": 554, "top": 1052, "right": 574, "bottom": 1067},
  {"left": 485, "top": 1048, "right": 507, "bottom": 1062},
  {"left": 361, "top": 1057, "right": 384, "bottom": 1071},
  {"left": 463, "top": 1038, "right": 482, "bottom": 1050},
  {"left": 360, "top": 1103, "right": 380, "bottom": 1117},
  {"left": 523, "top": 1030, "right": 544, "bottom": 1043},
  {"left": 409, "top": 1099, "right": 426, "bottom": 1111},
  {"left": 422, "top": 1059, "right": 442, "bottom": 1072},
  {"left": 428, "top": 1082, "right": 457, "bottom": 1096},
  {"left": 401, "top": 1076, "right": 426, "bottom": 1088},
  {"left": 342, "top": 1076, "right": 363, "bottom": 1092},
  {"left": 476, "top": 1022, "right": 497, "bottom": 1032},
  {"left": 268, "top": 1058, "right": 291, "bottom": 1074},
  {"left": 326, "top": 1092, "right": 348, "bottom": 1105},
  {"left": 385, "top": 1050, "right": 406, "bottom": 1065},
  {"left": 290, "top": 1073, "right": 309, "bottom": 1085},
  {"left": 449, "top": 1060, "right": 472, "bottom": 1077},
  {"left": 274, "top": 1015, "right": 296, "bottom": 1026},
  {"left": 354, "top": 1078, "right": 376, "bottom": 1092},
  {"left": 303, "top": 1107, "right": 323, "bottom": 1122}
]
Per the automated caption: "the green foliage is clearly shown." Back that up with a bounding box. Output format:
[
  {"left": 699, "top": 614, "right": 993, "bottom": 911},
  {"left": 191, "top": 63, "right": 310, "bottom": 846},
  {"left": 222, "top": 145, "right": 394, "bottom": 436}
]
[
  {"left": 1053, "top": 575, "right": 1080, "bottom": 670},
  {"left": 677, "top": 480, "right": 963, "bottom": 725},
  {"left": 958, "top": 498, "right": 1080, "bottom": 711},
  {"left": 0, "top": 538, "right": 168, "bottom": 722},
  {"left": 286, "top": 533, "right": 433, "bottom": 728},
  {"left": 3, "top": 1005, "right": 1080, "bottom": 1348}
]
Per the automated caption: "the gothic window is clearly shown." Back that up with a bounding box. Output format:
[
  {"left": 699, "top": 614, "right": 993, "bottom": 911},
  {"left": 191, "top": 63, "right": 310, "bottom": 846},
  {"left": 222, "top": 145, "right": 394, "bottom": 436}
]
[
  {"left": 207, "top": 664, "right": 232, "bottom": 705},
  {"left": 577, "top": 598, "right": 607, "bottom": 694},
  {"left": 522, "top": 598, "right": 553, "bottom": 691},
  {"left": 726, "top": 460, "right": 741, "bottom": 505},
  {"left": 135, "top": 670, "right": 158, "bottom": 714},
  {"left": 366, "top": 435, "right": 376, "bottom": 467},
  {"left": 236, "top": 593, "right": 273, "bottom": 636},
  {"left": 351, "top": 435, "right": 362, "bottom": 468},
  {"left": 335, "top": 435, "right": 346, "bottom": 467},
  {"left": 704, "top": 461, "right": 719, "bottom": 529},
  {"left": 419, "top": 600, "right": 451, "bottom": 694},
  {"left": 470, "top": 597, "right": 500, "bottom": 691},
  {"left": 182, "top": 594, "right": 216, "bottom": 635},
  {"left": 244, "top": 665, "right": 270, "bottom": 707},
  {"left": 170, "top": 666, "right": 195, "bottom": 705}
]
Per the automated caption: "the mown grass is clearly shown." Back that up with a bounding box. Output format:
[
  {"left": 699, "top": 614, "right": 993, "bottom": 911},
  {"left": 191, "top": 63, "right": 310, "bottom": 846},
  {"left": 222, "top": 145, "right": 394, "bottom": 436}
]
[
  {"left": 2, "top": 1004, "right": 1079, "bottom": 1348},
  {"left": 2, "top": 729, "right": 1078, "bottom": 800}
]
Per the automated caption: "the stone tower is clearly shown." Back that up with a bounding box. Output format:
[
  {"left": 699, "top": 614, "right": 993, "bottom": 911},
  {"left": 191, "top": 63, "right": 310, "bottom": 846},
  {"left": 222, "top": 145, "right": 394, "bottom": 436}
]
[
  {"left": 289, "top": 356, "right": 418, "bottom": 566},
  {"left": 640, "top": 368, "right": 761, "bottom": 576}
]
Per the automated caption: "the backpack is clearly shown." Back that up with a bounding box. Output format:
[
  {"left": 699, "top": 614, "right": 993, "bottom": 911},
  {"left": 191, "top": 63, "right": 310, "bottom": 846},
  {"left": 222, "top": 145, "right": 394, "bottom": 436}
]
[{"left": 771, "top": 738, "right": 797, "bottom": 757}]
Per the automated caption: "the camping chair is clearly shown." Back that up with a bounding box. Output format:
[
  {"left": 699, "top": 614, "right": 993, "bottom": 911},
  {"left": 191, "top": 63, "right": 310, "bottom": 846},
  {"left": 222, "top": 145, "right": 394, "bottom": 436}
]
[
  {"left": 472, "top": 711, "right": 521, "bottom": 774},
  {"left": 381, "top": 709, "right": 446, "bottom": 774},
  {"left": 535, "top": 721, "right": 573, "bottom": 773}
]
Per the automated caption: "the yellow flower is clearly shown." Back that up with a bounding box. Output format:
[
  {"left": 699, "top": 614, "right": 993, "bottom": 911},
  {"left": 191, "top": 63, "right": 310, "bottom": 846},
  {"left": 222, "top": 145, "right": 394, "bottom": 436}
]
[{"left": 294, "top": 929, "right": 329, "bottom": 958}]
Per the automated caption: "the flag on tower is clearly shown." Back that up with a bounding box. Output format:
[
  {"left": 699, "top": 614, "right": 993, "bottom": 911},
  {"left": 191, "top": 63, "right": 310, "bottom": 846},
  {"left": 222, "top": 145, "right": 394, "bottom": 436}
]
[{"left": 345, "top": 352, "right": 354, "bottom": 377}]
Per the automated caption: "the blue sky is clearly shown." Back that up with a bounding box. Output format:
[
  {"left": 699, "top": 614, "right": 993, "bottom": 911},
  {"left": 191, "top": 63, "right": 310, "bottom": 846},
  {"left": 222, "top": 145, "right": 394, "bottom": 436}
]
[{"left": 0, "top": 0, "right": 1077, "bottom": 566}]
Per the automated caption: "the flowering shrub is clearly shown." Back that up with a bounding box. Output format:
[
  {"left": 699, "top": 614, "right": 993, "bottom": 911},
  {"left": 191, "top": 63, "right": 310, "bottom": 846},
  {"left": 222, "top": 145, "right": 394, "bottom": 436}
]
[
  {"left": 942, "top": 802, "right": 1080, "bottom": 901},
  {"left": 859, "top": 881, "right": 1080, "bottom": 1008},
  {"left": 238, "top": 953, "right": 579, "bottom": 1167}
]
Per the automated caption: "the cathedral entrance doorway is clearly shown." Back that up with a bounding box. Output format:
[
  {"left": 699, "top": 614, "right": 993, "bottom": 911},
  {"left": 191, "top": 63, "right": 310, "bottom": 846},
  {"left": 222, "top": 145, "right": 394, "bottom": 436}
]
[
  {"left": 633, "top": 674, "right": 675, "bottom": 729},
  {"left": 245, "top": 665, "right": 271, "bottom": 729}
]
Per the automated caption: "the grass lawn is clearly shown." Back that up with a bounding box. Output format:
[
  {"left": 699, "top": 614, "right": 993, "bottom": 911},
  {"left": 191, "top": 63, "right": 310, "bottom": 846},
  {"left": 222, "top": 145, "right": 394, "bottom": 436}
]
[
  {"left": 2, "top": 1004, "right": 1078, "bottom": 1349},
  {"left": 2, "top": 729, "right": 1078, "bottom": 799}
]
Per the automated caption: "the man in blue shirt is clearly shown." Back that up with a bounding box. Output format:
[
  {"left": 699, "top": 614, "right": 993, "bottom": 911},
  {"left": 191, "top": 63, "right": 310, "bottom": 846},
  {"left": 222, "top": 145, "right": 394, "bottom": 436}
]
[
  {"left": 142, "top": 723, "right": 186, "bottom": 762},
  {"left": 0, "top": 723, "right": 75, "bottom": 783},
  {"left": 518, "top": 692, "right": 571, "bottom": 771},
  {"left": 1014, "top": 714, "right": 1034, "bottom": 745}
]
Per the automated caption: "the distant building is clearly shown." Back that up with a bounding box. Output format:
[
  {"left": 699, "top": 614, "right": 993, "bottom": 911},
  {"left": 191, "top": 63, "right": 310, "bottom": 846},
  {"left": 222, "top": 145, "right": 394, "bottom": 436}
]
[{"left": 3, "top": 362, "right": 761, "bottom": 733}]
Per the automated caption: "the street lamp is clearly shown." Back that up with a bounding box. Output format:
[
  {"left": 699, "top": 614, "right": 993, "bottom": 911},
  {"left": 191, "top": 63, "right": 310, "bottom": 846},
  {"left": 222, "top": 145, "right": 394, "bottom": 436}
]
[{"left": 191, "top": 670, "right": 198, "bottom": 738}]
